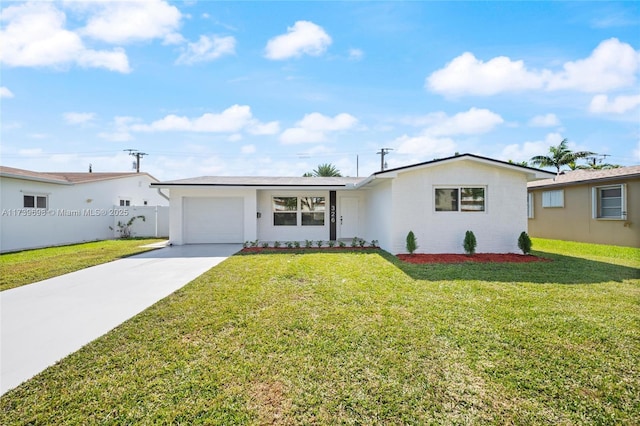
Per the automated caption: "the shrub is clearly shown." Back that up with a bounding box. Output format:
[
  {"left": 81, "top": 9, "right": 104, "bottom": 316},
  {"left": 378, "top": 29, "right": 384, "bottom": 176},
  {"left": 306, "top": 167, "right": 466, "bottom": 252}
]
[
  {"left": 316, "top": 240, "right": 323, "bottom": 248},
  {"left": 293, "top": 241, "right": 301, "bottom": 249},
  {"left": 327, "top": 240, "right": 336, "bottom": 248},
  {"left": 351, "top": 237, "right": 359, "bottom": 248},
  {"left": 518, "top": 231, "right": 533, "bottom": 254},
  {"left": 371, "top": 240, "right": 379, "bottom": 248},
  {"left": 261, "top": 242, "right": 270, "bottom": 248},
  {"left": 250, "top": 240, "right": 259, "bottom": 248},
  {"left": 273, "top": 241, "right": 281, "bottom": 248},
  {"left": 305, "top": 240, "right": 313, "bottom": 248},
  {"left": 338, "top": 241, "right": 346, "bottom": 248},
  {"left": 358, "top": 238, "right": 366, "bottom": 248},
  {"left": 406, "top": 231, "right": 418, "bottom": 255},
  {"left": 286, "top": 241, "right": 294, "bottom": 249},
  {"left": 463, "top": 230, "right": 477, "bottom": 255}
]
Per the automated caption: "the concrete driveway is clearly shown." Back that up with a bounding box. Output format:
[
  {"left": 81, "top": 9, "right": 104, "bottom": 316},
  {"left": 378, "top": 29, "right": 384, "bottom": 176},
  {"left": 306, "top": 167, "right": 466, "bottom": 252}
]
[{"left": 0, "top": 243, "right": 241, "bottom": 395}]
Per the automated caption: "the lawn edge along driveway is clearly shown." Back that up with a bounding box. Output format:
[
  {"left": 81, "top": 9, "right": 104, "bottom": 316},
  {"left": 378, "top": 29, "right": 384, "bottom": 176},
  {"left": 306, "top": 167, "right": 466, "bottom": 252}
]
[{"left": 0, "top": 244, "right": 241, "bottom": 395}]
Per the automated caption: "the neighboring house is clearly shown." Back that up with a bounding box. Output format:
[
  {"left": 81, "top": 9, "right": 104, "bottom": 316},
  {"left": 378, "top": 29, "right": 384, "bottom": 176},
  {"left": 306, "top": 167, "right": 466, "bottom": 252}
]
[
  {"left": 527, "top": 166, "right": 640, "bottom": 248},
  {"left": 0, "top": 166, "right": 170, "bottom": 253},
  {"left": 151, "top": 154, "right": 554, "bottom": 254}
]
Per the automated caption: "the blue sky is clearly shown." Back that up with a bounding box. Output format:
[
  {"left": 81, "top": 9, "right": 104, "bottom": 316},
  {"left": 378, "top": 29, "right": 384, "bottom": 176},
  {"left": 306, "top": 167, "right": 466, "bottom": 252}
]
[{"left": 1, "top": 1, "right": 639, "bottom": 180}]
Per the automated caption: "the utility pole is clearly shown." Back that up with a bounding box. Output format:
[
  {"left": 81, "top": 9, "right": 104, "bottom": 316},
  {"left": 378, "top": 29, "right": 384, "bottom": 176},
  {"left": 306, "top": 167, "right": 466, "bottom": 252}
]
[
  {"left": 377, "top": 148, "right": 393, "bottom": 171},
  {"left": 124, "top": 149, "right": 148, "bottom": 173}
]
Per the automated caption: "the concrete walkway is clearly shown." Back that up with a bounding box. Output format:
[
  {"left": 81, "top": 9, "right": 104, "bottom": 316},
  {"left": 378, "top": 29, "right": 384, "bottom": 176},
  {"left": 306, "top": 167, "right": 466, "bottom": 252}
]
[{"left": 0, "top": 244, "right": 241, "bottom": 395}]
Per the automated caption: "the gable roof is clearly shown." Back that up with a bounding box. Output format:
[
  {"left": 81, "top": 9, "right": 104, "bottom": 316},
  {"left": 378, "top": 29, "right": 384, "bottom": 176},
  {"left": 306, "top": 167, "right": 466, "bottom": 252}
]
[
  {"left": 151, "top": 153, "right": 555, "bottom": 190},
  {"left": 353, "top": 153, "right": 555, "bottom": 188},
  {"left": 527, "top": 165, "right": 640, "bottom": 189},
  {"left": 0, "top": 166, "right": 158, "bottom": 185},
  {"left": 151, "top": 176, "right": 364, "bottom": 188}
]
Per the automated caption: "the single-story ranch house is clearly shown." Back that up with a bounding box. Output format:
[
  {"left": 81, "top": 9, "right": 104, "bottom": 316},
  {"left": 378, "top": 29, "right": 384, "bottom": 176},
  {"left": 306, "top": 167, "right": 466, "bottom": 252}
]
[
  {"left": 0, "top": 166, "right": 169, "bottom": 253},
  {"left": 151, "top": 154, "right": 555, "bottom": 254},
  {"left": 527, "top": 165, "right": 640, "bottom": 248}
]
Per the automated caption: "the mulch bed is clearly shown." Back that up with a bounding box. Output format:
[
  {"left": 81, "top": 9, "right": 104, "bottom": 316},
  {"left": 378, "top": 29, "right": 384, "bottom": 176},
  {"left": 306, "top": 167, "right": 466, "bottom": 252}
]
[
  {"left": 240, "top": 247, "right": 377, "bottom": 253},
  {"left": 397, "top": 253, "right": 550, "bottom": 264}
]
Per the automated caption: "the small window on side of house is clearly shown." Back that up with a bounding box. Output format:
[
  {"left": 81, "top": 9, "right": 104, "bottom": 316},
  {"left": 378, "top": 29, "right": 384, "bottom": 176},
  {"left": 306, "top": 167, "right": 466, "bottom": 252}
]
[
  {"left": 593, "top": 184, "right": 626, "bottom": 220},
  {"left": 542, "top": 190, "right": 564, "bottom": 208},
  {"left": 23, "top": 194, "right": 47, "bottom": 209},
  {"left": 120, "top": 199, "right": 131, "bottom": 206}
]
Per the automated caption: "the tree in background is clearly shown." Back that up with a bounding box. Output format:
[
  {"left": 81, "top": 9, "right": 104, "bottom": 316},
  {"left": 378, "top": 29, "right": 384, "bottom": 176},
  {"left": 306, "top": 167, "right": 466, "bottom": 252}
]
[
  {"left": 303, "top": 163, "right": 342, "bottom": 177},
  {"left": 529, "top": 139, "right": 595, "bottom": 175}
]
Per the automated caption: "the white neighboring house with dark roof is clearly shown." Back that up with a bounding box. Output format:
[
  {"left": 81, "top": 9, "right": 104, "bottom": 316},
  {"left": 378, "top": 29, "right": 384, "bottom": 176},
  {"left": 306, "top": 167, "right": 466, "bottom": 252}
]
[
  {"left": 527, "top": 165, "right": 640, "bottom": 248},
  {"left": 0, "top": 166, "right": 170, "bottom": 253},
  {"left": 151, "top": 154, "right": 554, "bottom": 254}
]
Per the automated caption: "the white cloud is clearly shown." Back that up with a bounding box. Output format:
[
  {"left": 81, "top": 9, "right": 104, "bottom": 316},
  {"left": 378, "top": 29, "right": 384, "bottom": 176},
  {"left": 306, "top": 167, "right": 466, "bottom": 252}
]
[
  {"left": 546, "top": 38, "right": 640, "bottom": 92},
  {"left": 500, "top": 133, "right": 565, "bottom": 163},
  {"left": 80, "top": 0, "right": 182, "bottom": 44},
  {"left": 131, "top": 105, "right": 270, "bottom": 134},
  {"left": 426, "top": 52, "right": 545, "bottom": 96},
  {"left": 280, "top": 112, "right": 358, "bottom": 144},
  {"left": 63, "top": 112, "right": 96, "bottom": 124},
  {"left": 427, "top": 38, "right": 639, "bottom": 96},
  {"left": 425, "top": 108, "right": 503, "bottom": 136},
  {"left": 265, "top": 21, "right": 332, "bottom": 60},
  {"left": 0, "top": 2, "right": 130, "bottom": 73},
  {"left": 589, "top": 94, "right": 640, "bottom": 114},
  {"left": 394, "top": 134, "right": 457, "bottom": 157},
  {"left": 0, "top": 87, "right": 14, "bottom": 98},
  {"left": 528, "top": 113, "right": 561, "bottom": 127},
  {"left": 98, "top": 116, "right": 137, "bottom": 142},
  {"left": 348, "top": 48, "right": 364, "bottom": 61},
  {"left": 248, "top": 121, "right": 280, "bottom": 135},
  {"left": 241, "top": 145, "right": 256, "bottom": 154},
  {"left": 175, "top": 35, "right": 236, "bottom": 65}
]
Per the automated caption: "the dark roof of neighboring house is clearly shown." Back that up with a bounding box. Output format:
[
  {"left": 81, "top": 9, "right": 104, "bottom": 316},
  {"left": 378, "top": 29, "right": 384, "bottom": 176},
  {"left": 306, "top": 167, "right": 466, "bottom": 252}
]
[
  {"left": 0, "top": 166, "right": 158, "bottom": 185},
  {"left": 527, "top": 165, "right": 640, "bottom": 189},
  {"left": 152, "top": 176, "right": 365, "bottom": 187}
]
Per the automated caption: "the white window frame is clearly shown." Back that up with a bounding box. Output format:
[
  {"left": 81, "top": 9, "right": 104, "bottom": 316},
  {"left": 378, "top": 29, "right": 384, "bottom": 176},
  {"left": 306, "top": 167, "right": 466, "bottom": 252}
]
[
  {"left": 592, "top": 184, "right": 627, "bottom": 220},
  {"left": 434, "top": 186, "right": 487, "bottom": 213},
  {"left": 272, "top": 196, "right": 327, "bottom": 227},
  {"left": 542, "top": 190, "right": 564, "bottom": 208},
  {"left": 527, "top": 192, "right": 534, "bottom": 219},
  {"left": 23, "top": 194, "right": 48, "bottom": 209}
]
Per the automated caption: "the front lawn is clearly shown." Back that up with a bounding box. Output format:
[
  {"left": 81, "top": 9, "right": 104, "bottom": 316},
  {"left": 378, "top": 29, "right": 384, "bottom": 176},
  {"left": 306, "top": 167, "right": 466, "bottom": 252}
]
[
  {"left": 1, "top": 240, "right": 638, "bottom": 424},
  {"left": 0, "top": 239, "right": 166, "bottom": 291}
]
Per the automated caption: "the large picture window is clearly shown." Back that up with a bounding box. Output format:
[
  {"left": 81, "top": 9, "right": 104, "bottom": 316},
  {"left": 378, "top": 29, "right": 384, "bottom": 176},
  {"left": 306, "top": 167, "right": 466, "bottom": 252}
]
[
  {"left": 273, "top": 196, "right": 326, "bottom": 226},
  {"left": 435, "top": 187, "right": 485, "bottom": 212},
  {"left": 23, "top": 194, "right": 47, "bottom": 209},
  {"left": 593, "top": 184, "right": 626, "bottom": 219},
  {"left": 301, "top": 197, "right": 325, "bottom": 226},
  {"left": 273, "top": 196, "right": 297, "bottom": 226}
]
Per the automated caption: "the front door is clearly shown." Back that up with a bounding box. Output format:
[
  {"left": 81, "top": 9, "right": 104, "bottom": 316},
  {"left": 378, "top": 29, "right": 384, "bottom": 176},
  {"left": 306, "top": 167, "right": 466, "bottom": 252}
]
[{"left": 339, "top": 197, "right": 359, "bottom": 238}]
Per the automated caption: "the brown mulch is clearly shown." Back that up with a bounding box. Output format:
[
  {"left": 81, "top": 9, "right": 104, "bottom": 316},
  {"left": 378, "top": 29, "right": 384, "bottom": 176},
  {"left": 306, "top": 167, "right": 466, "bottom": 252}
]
[{"left": 397, "top": 253, "right": 550, "bottom": 264}]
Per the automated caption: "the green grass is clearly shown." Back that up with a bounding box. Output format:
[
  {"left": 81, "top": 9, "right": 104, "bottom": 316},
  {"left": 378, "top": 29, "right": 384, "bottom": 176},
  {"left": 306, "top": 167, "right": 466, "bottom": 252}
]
[
  {"left": 0, "top": 239, "right": 166, "bottom": 291},
  {"left": 1, "top": 240, "right": 638, "bottom": 424}
]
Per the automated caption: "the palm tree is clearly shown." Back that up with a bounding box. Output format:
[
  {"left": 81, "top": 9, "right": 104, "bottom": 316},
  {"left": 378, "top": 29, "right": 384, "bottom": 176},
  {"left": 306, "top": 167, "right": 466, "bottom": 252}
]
[
  {"left": 529, "top": 139, "right": 595, "bottom": 175},
  {"left": 304, "top": 163, "right": 342, "bottom": 177}
]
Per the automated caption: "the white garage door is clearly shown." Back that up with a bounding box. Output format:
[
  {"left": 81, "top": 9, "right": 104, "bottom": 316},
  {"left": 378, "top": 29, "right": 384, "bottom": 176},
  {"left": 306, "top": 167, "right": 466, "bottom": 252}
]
[{"left": 184, "top": 197, "right": 244, "bottom": 243}]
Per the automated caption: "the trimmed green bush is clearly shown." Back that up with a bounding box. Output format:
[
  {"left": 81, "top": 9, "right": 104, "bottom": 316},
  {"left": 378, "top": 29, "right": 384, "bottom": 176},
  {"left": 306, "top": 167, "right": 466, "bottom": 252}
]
[
  {"left": 406, "top": 231, "right": 418, "bottom": 254},
  {"left": 518, "top": 231, "right": 533, "bottom": 254},
  {"left": 463, "top": 230, "right": 477, "bottom": 255}
]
